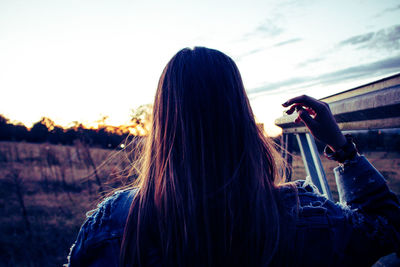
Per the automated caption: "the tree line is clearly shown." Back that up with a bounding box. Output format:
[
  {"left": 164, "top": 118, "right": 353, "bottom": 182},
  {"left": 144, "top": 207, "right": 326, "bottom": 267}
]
[
  {"left": 1, "top": 112, "right": 399, "bottom": 152},
  {"left": 0, "top": 115, "right": 137, "bottom": 149},
  {"left": 0, "top": 105, "right": 152, "bottom": 149}
]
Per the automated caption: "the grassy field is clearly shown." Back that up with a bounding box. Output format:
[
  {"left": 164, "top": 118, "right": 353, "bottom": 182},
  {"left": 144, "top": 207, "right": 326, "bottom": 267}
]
[
  {"left": 0, "top": 141, "right": 136, "bottom": 266},
  {"left": 0, "top": 141, "right": 399, "bottom": 266}
]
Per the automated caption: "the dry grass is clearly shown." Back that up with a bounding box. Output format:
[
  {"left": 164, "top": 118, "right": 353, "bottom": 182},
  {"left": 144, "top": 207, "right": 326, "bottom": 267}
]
[{"left": 0, "top": 141, "right": 136, "bottom": 266}]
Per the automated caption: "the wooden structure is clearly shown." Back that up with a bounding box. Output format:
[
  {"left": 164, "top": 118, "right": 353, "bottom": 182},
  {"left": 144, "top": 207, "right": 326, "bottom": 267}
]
[{"left": 275, "top": 73, "right": 400, "bottom": 200}]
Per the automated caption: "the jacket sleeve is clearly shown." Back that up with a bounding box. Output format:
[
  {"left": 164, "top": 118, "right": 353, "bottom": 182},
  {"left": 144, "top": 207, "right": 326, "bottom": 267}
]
[
  {"left": 334, "top": 155, "right": 400, "bottom": 265},
  {"left": 67, "top": 189, "right": 136, "bottom": 267}
]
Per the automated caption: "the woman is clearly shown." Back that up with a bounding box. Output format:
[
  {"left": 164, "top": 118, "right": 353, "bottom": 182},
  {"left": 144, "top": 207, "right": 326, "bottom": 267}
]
[{"left": 68, "top": 47, "right": 400, "bottom": 266}]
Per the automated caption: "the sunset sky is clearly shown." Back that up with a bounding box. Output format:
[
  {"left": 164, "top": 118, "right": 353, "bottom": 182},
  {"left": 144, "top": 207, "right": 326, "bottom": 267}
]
[{"left": 1, "top": 0, "right": 399, "bottom": 136}]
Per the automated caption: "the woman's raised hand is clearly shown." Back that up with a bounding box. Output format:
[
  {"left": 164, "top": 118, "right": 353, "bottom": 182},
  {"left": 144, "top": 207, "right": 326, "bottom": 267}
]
[{"left": 282, "top": 95, "right": 346, "bottom": 151}]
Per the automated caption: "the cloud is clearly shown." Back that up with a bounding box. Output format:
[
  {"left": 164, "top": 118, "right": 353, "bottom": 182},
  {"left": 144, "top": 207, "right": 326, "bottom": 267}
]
[
  {"left": 338, "top": 24, "right": 400, "bottom": 51},
  {"left": 374, "top": 4, "right": 400, "bottom": 18},
  {"left": 317, "top": 55, "right": 400, "bottom": 83},
  {"left": 247, "top": 76, "right": 311, "bottom": 95},
  {"left": 274, "top": 38, "right": 302, "bottom": 47},
  {"left": 239, "top": 0, "right": 319, "bottom": 40},
  {"left": 339, "top": 32, "right": 374, "bottom": 46},
  {"left": 235, "top": 38, "right": 302, "bottom": 61},
  {"left": 296, "top": 57, "right": 325, "bottom": 68},
  {"left": 296, "top": 25, "right": 400, "bottom": 69},
  {"left": 241, "top": 18, "right": 284, "bottom": 41},
  {"left": 255, "top": 21, "right": 284, "bottom": 37},
  {"left": 247, "top": 55, "right": 400, "bottom": 97},
  {"left": 233, "top": 47, "right": 266, "bottom": 62},
  {"left": 240, "top": 0, "right": 314, "bottom": 41},
  {"left": 244, "top": 47, "right": 265, "bottom": 56}
]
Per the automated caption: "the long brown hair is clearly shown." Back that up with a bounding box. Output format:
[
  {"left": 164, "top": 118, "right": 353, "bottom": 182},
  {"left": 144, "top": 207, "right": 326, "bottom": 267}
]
[{"left": 121, "top": 47, "right": 291, "bottom": 266}]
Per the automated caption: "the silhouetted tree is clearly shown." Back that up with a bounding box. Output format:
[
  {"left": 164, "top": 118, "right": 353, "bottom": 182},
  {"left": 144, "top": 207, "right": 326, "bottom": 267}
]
[
  {"left": 0, "top": 115, "right": 11, "bottom": 140},
  {"left": 29, "top": 118, "right": 50, "bottom": 143},
  {"left": 11, "top": 124, "right": 29, "bottom": 141},
  {"left": 49, "top": 126, "right": 65, "bottom": 144}
]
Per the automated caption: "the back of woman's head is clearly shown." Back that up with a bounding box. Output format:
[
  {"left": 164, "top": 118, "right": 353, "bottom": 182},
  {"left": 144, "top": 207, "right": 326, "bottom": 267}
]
[{"left": 121, "top": 47, "right": 288, "bottom": 267}]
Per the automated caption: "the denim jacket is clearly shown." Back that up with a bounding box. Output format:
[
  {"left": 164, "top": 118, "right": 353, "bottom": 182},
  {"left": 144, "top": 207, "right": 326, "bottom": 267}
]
[{"left": 67, "top": 155, "right": 400, "bottom": 266}]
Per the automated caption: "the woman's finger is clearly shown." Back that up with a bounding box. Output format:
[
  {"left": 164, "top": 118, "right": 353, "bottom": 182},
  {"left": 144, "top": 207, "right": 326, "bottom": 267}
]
[
  {"left": 282, "top": 95, "right": 323, "bottom": 111},
  {"left": 286, "top": 104, "right": 317, "bottom": 117},
  {"left": 285, "top": 104, "right": 304, "bottom": 115}
]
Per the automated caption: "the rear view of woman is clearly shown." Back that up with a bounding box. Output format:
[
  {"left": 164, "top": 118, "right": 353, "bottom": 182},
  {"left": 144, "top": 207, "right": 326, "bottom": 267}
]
[{"left": 68, "top": 47, "right": 400, "bottom": 266}]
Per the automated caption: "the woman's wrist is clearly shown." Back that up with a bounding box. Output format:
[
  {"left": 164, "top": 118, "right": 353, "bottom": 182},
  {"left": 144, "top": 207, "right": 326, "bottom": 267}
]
[
  {"left": 327, "top": 134, "right": 347, "bottom": 152},
  {"left": 324, "top": 134, "right": 358, "bottom": 163}
]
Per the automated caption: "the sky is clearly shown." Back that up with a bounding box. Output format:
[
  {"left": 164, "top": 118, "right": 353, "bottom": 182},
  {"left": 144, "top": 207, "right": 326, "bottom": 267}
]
[{"left": 1, "top": 0, "right": 399, "bottom": 136}]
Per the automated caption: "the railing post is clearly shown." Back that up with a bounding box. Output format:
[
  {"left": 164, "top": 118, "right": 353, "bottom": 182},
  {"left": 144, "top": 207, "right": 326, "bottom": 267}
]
[
  {"left": 295, "top": 133, "right": 333, "bottom": 200},
  {"left": 282, "top": 134, "right": 292, "bottom": 182}
]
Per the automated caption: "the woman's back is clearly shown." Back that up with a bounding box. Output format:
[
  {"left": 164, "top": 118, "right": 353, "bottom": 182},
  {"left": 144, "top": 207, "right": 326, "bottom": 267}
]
[
  {"left": 118, "top": 47, "right": 290, "bottom": 266},
  {"left": 67, "top": 47, "right": 400, "bottom": 266},
  {"left": 68, "top": 155, "right": 400, "bottom": 266}
]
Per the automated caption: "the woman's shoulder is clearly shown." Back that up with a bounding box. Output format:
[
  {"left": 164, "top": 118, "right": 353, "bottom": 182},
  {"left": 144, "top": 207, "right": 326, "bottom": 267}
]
[
  {"left": 68, "top": 188, "right": 138, "bottom": 266},
  {"left": 278, "top": 177, "right": 349, "bottom": 221},
  {"left": 278, "top": 177, "right": 327, "bottom": 208},
  {"left": 87, "top": 189, "right": 135, "bottom": 224},
  {"left": 86, "top": 188, "right": 137, "bottom": 238}
]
